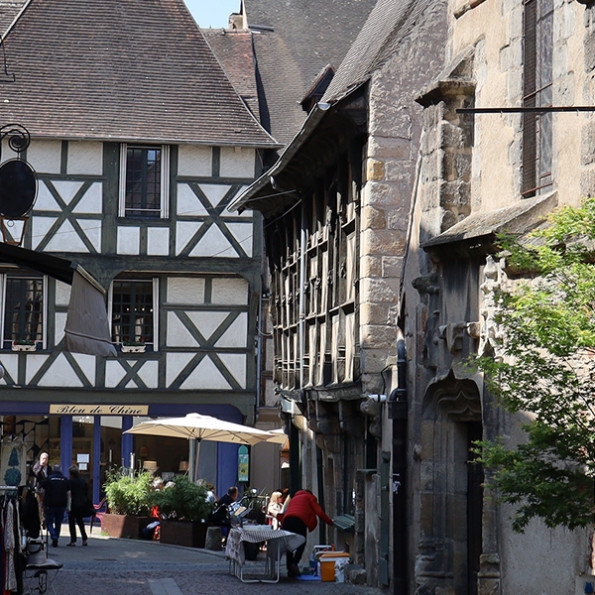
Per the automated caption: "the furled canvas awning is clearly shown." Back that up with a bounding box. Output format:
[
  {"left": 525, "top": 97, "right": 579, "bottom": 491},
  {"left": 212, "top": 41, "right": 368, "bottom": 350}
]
[{"left": 0, "top": 243, "right": 116, "bottom": 357}]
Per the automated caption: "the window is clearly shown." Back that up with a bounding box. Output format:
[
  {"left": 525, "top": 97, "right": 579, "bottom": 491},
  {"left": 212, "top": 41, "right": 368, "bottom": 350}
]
[
  {"left": 110, "top": 278, "right": 157, "bottom": 349},
  {"left": 119, "top": 144, "right": 170, "bottom": 218},
  {"left": 522, "top": 0, "right": 553, "bottom": 197},
  {"left": 2, "top": 273, "right": 45, "bottom": 347}
]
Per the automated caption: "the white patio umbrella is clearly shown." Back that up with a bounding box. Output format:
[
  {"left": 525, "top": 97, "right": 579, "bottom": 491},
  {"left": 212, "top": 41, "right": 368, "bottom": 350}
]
[
  {"left": 123, "top": 412, "right": 274, "bottom": 481},
  {"left": 265, "top": 428, "right": 289, "bottom": 445}
]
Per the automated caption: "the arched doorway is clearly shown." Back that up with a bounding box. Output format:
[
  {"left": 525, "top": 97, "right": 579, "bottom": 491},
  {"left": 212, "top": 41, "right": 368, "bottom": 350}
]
[{"left": 417, "top": 373, "right": 483, "bottom": 595}]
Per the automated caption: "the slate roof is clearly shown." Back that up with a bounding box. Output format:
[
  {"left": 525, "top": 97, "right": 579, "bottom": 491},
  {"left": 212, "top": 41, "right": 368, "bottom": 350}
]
[
  {"left": 0, "top": 0, "right": 26, "bottom": 36},
  {"left": 244, "top": 0, "right": 376, "bottom": 145},
  {"left": 0, "top": 0, "right": 278, "bottom": 147},
  {"left": 421, "top": 193, "right": 558, "bottom": 249},
  {"left": 201, "top": 29, "right": 260, "bottom": 122},
  {"left": 323, "top": 0, "right": 431, "bottom": 104}
]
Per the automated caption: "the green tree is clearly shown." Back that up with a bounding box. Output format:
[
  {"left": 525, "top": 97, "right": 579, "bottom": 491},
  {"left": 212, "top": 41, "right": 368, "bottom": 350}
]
[{"left": 475, "top": 198, "right": 595, "bottom": 532}]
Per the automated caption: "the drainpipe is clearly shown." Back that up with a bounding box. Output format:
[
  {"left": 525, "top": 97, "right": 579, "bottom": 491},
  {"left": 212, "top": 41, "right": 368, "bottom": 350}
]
[{"left": 388, "top": 328, "right": 408, "bottom": 594}]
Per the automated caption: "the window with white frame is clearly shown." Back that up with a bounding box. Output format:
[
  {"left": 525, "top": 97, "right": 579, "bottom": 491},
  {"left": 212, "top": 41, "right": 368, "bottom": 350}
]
[
  {"left": 1, "top": 271, "right": 46, "bottom": 348},
  {"left": 119, "top": 144, "right": 170, "bottom": 218},
  {"left": 110, "top": 277, "right": 158, "bottom": 350}
]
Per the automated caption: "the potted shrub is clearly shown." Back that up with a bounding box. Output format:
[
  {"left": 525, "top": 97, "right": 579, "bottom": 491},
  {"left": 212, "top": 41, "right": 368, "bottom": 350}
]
[
  {"left": 151, "top": 476, "right": 214, "bottom": 547},
  {"left": 102, "top": 469, "right": 153, "bottom": 538}
]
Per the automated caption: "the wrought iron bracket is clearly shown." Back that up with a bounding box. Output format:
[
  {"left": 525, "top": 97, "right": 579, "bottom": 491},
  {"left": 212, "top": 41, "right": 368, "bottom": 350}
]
[{"left": 0, "top": 124, "right": 30, "bottom": 161}]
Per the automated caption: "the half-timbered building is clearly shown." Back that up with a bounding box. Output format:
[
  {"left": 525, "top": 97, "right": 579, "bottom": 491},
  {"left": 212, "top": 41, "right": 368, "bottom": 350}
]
[
  {"left": 230, "top": 0, "right": 448, "bottom": 587},
  {"left": 0, "top": 0, "right": 278, "bottom": 502}
]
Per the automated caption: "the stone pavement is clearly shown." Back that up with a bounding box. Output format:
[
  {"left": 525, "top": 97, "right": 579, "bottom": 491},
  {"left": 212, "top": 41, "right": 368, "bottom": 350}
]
[{"left": 28, "top": 531, "right": 387, "bottom": 595}]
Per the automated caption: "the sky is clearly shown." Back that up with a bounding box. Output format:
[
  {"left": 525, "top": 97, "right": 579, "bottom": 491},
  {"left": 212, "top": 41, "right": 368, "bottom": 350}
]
[{"left": 184, "top": 0, "right": 241, "bottom": 28}]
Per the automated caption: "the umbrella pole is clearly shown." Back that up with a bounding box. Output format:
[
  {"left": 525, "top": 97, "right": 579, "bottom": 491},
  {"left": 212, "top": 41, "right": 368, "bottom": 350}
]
[{"left": 188, "top": 438, "right": 201, "bottom": 482}]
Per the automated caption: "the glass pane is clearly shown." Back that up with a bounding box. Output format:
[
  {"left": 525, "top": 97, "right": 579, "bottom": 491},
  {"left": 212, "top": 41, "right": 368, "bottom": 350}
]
[
  {"left": 3, "top": 276, "right": 43, "bottom": 343},
  {"left": 125, "top": 146, "right": 161, "bottom": 218},
  {"left": 111, "top": 280, "right": 154, "bottom": 345}
]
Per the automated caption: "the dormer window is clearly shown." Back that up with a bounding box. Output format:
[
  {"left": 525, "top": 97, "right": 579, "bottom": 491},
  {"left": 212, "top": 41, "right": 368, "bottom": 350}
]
[{"left": 119, "top": 144, "right": 170, "bottom": 218}]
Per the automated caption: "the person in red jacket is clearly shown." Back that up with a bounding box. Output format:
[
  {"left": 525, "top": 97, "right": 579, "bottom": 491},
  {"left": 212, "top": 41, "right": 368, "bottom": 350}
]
[{"left": 281, "top": 489, "right": 333, "bottom": 577}]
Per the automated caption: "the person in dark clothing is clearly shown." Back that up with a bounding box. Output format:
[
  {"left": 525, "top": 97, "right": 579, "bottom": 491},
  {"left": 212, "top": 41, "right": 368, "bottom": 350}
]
[
  {"left": 282, "top": 489, "right": 334, "bottom": 577},
  {"left": 41, "top": 464, "right": 70, "bottom": 547},
  {"left": 209, "top": 486, "right": 238, "bottom": 528},
  {"left": 67, "top": 465, "right": 88, "bottom": 546}
]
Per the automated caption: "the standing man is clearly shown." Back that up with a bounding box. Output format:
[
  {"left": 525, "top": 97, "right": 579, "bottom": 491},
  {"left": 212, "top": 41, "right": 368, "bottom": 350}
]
[
  {"left": 42, "top": 464, "right": 70, "bottom": 547},
  {"left": 281, "top": 489, "right": 334, "bottom": 577}
]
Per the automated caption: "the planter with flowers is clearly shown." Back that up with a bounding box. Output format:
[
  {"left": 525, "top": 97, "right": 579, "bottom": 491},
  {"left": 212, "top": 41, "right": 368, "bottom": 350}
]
[
  {"left": 121, "top": 338, "right": 146, "bottom": 354},
  {"left": 151, "top": 476, "right": 214, "bottom": 548},
  {"left": 12, "top": 339, "right": 37, "bottom": 352}
]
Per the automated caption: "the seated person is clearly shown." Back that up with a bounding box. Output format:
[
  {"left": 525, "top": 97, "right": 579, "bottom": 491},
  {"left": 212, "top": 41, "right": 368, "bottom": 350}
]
[
  {"left": 208, "top": 486, "right": 238, "bottom": 528},
  {"left": 267, "top": 491, "right": 284, "bottom": 529}
]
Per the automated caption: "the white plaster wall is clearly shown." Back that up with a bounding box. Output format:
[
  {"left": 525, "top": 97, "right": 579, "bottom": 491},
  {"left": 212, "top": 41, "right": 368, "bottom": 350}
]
[
  {"left": 166, "top": 278, "right": 206, "bottom": 305},
  {"left": 25, "top": 140, "right": 61, "bottom": 173},
  {"left": 67, "top": 141, "right": 103, "bottom": 175},
  {"left": 54, "top": 281, "right": 71, "bottom": 306},
  {"left": 105, "top": 360, "right": 159, "bottom": 388},
  {"left": 31, "top": 217, "right": 101, "bottom": 253},
  {"left": 211, "top": 277, "right": 249, "bottom": 304},
  {"left": 71, "top": 183, "right": 102, "bottom": 214},
  {"left": 117, "top": 227, "right": 140, "bottom": 255},
  {"left": 25, "top": 353, "right": 95, "bottom": 386},
  {"left": 219, "top": 147, "right": 255, "bottom": 178},
  {"left": 178, "top": 145, "right": 212, "bottom": 177},
  {"left": 54, "top": 311, "right": 66, "bottom": 345},
  {"left": 165, "top": 352, "right": 246, "bottom": 389},
  {"left": 176, "top": 183, "right": 210, "bottom": 216},
  {"left": 147, "top": 228, "right": 169, "bottom": 256},
  {"left": 0, "top": 354, "right": 18, "bottom": 385}
]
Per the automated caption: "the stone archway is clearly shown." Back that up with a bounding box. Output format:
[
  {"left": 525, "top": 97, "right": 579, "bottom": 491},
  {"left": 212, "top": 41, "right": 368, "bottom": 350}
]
[{"left": 416, "top": 372, "right": 483, "bottom": 595}]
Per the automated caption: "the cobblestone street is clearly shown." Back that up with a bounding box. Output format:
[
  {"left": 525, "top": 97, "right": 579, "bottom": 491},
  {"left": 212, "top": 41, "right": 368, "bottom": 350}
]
[{"left": 30, "top": 533, "right": 387, "bottom": 595}]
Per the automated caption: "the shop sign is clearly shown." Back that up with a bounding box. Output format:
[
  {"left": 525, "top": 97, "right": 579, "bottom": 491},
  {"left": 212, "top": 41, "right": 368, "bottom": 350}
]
[
  {"left": 238, "top": 445, "right": 249, "bottom": 483},
  {"left": 49, "top": 404, "right": 149, "bottom": 416}
]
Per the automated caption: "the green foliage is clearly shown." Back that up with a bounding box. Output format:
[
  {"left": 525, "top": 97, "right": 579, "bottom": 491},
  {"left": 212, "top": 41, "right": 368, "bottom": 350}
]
[
  {"left": 103, "top": 469, "right": 153, "bottom": 516},
  {"left": 474, "top": 197, "right": 595, "bottom": 532},
  {"left": 150, "top": 476, "right": 213, "bottom": 522}
]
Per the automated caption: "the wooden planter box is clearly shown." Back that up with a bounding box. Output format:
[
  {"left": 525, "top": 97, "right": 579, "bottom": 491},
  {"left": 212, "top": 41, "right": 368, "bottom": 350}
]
[
  {"left": 159, "top": 520, "right": 208, "bottom": 548},
  {"left": 102, "top": 514, "right": 152, "bottom": 539}
]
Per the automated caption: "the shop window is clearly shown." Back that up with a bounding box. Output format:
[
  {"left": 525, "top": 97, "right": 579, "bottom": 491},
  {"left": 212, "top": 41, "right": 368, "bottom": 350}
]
[
  {"left": 110, "top": 278, "right": 157, "bottom": 350},
  {"left": 1, "top": 272, "right": 45, "bottom": 348},
  {"left": 119, "top": 144, "right": 170, "bottom": 218}
]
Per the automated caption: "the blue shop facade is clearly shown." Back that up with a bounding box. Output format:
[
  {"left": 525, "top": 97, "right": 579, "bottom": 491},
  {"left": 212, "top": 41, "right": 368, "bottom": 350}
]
[{"left": 1, "top": 399, "right": 247, "bottom": 504}]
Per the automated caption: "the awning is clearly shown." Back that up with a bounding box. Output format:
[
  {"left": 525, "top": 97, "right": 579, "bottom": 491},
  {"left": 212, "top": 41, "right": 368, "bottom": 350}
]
[{"left": 0, "top": 243, "right": 116, "bottom": 357}]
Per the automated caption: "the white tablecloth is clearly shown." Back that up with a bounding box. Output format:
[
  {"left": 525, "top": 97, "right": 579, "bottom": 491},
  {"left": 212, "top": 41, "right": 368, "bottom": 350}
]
[{"left": 225, "top": 525, "right": 305, "bottom": 566}]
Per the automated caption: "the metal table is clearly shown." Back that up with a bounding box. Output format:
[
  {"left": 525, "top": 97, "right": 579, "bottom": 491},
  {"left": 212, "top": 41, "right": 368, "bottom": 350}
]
[{"left": 225, "top": 525, "right": 305, "bottom": 583}]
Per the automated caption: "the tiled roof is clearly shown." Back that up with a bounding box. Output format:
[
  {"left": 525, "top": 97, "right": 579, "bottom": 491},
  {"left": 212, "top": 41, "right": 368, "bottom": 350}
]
[
  {"left": 0, "top": 0, "right": 278, "bottom": 147},
  {"left": 202, "top": 29, "right": 260, "bottom": 122},
  {"left": 323, "top": 0, "right": 430, "bottom": 104},
  {"left": 0, "top": 0, "right": 27, "bottom": 36},
  {"left": 245, "top": 0, "right": 376, "bottom": 145}
]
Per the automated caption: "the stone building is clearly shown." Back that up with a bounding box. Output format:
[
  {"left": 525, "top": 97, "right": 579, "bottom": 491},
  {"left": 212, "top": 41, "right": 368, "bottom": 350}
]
[
  {"left": 204, "top": 0, "right": 377, "bottom": 492},
  {"left": 0, "top": 0, "right": 277, "bottom": 501},
  {"left": 400, "top": 0, "right": 595, "bottom": 592},
  {"left": 231, "top": 0, "right": 448, "bottom": 588}
]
